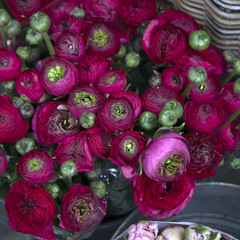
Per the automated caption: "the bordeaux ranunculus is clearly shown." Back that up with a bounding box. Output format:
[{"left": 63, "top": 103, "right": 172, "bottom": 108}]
[
  {"left": 142, "top": 19, "right": 188, "bottom": 64},
  {"left": 183, "top": 100, "right": 226, "bottom": 133},
  {"left": 119, "top": 0, "right": 157, "bottom": 35},
  {"left": 5, "top": 180, "right": 56, "bottom": 239},
  {"left": 67, "top": 85, "right": 103, "bottom": 119},
  {"left": 217, "top": 121, "right": 239, "bottom": 153},
  {"left": 96, "top": 68, "right": 127, "bottom": 95},
  {"left": 60, "top": 184, "right": 106, "bottom": 233},
  {"left": 141, "top": 86, "right": 185, "bottom": 116},
  {"left": 110, "top": 130, "right": 147, "bottom": 177},
  {"left": 98, "top": 96, "right": 135, "bottom": 133},
  {"left": 77, "top": 53, "right": 113, "bottom": 86},
  {"left": 131, "top": 172, "right": 196, "bottom": 219},
  {"left": 54, "top": 30, "right": 86, "bottom": 62},
  {"left": 15, "top": 69, "right": 46, "bottom": 102},
  {"left": 0, "top": 95, "right": 29, "bottom": 143},
  {"left": 0, "top": 148, "right": 7, "bottom": 174},
  {"left": 142, "top": 133, "right": 190, "bottom": 182},
  {"left": 184, "top": 132, "right": 223, "bottom": 179},
  {"left": 0, "top": 48, "right": 22, "bottom": 82},
  {"left": 17, "top": 149, "right": 55, "bottom": 184},
  {"left": 32, "top": 101, "right": 81, "bottom": 146},
  {"left": 53, "top": 132, "right": 93, "bottom": 172},
  {"left": 39, "top": 56, "right": 79, "bottom": 96}
]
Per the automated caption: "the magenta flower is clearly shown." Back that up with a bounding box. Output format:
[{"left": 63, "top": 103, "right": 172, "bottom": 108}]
[
  {"left": 17, "top": 149, "right": 55, "bottom": 184},
  {"left": 142, "top": 133, "right": 190, "bottom": 182},
  {"left": 15, "top": 69, "right": 46, "bottom": 102},
  {"left": 67, "top": 85, "right": 103, "bottom": 119},
  {"left": 54, "top": 132, "right": 94, "bottom": 173},
  {"left": 38, "top": 56, "right": 79, "bottom": 96},
  {"left": 0, "top": 148, "right": 7, "bottom": 174}
]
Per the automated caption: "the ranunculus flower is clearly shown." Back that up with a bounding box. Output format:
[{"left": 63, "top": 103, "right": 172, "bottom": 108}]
[
  {"left": 217, "top": 121, "right": 239, "bottom": 153},
  {"left": 98, "top": 96, "right": 135, "bottom": 133},
  {"left": 112, "top": 91, "right": 142, "bottom": 118},
  {"left": 131, "top": 172, "right": 196, "bottom": 219},
  {"left": 38, "top": 56, "right": 79, "bottom": 96},
  {"left": 67, "top": 85, "right": 103, "bottom": 119},
  {"left": 96, "top": 68, "right": 127, "bottom": 95},
  {"left": 88, "top": 126, "right": 114, "bottom": 159},
  {"left": 141, "top": 86, "right": 185, "bottom": 116},
  {"left": 77, "top": 53, "right": 113, "bottom": 86},
  {"left": 54, "top": 132, "right": 93, "bottom": 172},
  {"left": 32, "top": 101, "right": 81, "bottom": 146},
  {"left": 110, "top": 130, "right": 147, "bottom": 178},
  {"left": 60, "top": 184, "right": 106, "bottom": 233},
  {"left": 184, "top": 132, "right": 223, "bottom": 179},
  {"left": 0, "top": 95, "right": 29, "bottom": 143},
  {"left": 5, "top": 180, "right": 56, "bottom": 239},
  {"left": 119, "top": 0, "right": 157, "bottom": 35},
  {"left": 15, "top": 69, "right": 46, "bottom": 102},
  {"left": 0, "top": 48, "right": 22, "bottom": 82},
  {"left": 142, "top": 133, "right": 190, "bottom": 182},
  {"left": 17, "top": 149, "right": 55, "bottom": 184},
  {"left": 54, "top": 30, "right": 86, "bottom": 62},
  {"left": 142, "top": 19, "right": 188, "bottom": 64},
  {"left": 0, "top": 148, "right": 7, "bottom": 174},
  {"left": 183, "top": 100, "right": 226, "bottom": 133}
]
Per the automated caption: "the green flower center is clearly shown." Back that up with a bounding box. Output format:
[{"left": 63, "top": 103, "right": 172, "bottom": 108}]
[
  {"left": 91, "top": 29, "right": 109, "bottom": 47},
  {"left": 124, "top": 139, "right": 136, "bottom": 155},
  {"left": 106, "top": 75, "right": 116, "bottom": 84},
  {"left": 28, "top": 159, "right": 42, "bottom": 171},
  {"left": 198, "top": 83, "right": 206, "bottom": 91},
  {"left": 48, "top": 65, "right": 65, "bottom": 82},
  {"left": 74, "top": 92, "right": 97, "bottom": 106},
  {"left": 171, "top": 76, "right": 179, "bottom": 84},
  {"left": 73, "top": 200, "right": 91, "bottom": 224},
  {"left": 112, "top": 103, "right": 126, "bottom": 119},
  {"left": 68, "top": 44, "right": 73, "bottom": 49}
]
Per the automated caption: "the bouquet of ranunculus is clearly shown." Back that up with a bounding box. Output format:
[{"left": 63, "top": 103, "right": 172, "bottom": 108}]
[{"left": 0, "top": 0, "right": 240, "bottom": 239}]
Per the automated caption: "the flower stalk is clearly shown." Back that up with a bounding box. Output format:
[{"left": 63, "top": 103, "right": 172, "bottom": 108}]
[{"left": 42, "top": 32, "right": 55, "bottom": 56}]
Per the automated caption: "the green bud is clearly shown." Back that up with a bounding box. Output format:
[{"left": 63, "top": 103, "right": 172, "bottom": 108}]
[
  {"left": 233, "top": 78, "right": 240, "bottom": 94},
  {"left": 163, "top": 100, "right": 183, "bottom": 118},
  {"left": 80, "top": 112, "right": 96, "bottom": 129},
  {"left": 125, "top": 51, "right": 140, "bottom": 67},
  {"left": 29, "top": 47, "right": 41, "bottom": 62},
  {"left": 26, "top": 29, "right": 43, "bottom": 45},
  {"left": 139, "top": 111, "right": 158, "bottom": 131},
  {"left": 2, "top": 81, "right": 15, "bottom": 92},
  {"left": 5, "top": 20, "right": 21, "bottom": 38},
  {"left": 19, "top": 102, "right": 34, "bottom": 118},
  {"left": 233, "top": 60, "right": 240, "bottom": 73},
  {"left": 15, "top": 137, "right": 36, "bottom": 155},
  {"left": 231, "top": 158, "right": 240, "bottom": 169},
  {"left": 115, "top": 45, "right": 126, "bottom": 58},
  {"left": 158, "top": 108, "right": 178, "bottom": 127},
  {"left": 60, "top": 160, "right": 77, "bottom": 177},
  {"left": 189, "top": 30, "right": 211, "bottom": 51},
  {"left": 45, "top": 183, "right": 60, "bottom": 199},
  {"left": 12, "top": 96, "right": 24, "bottom": 109},
  {"left": 30, "top": 12, "right": 51, "bottom": 33},
  {"left": 223, "top": 50, "right": 235, "bottom": 63},
  {"left": 0, "top": 9, "right": 10, "bottom": 27},
  {"left": 70, "top": 7, "right": 85, "bottom": 19},
  {"left": 188, "top": 66, "right": 207, "bottom": 84},
  {"left": 16, "top": 47, "right": 31, "bottom": 61},
  {"left": 90, "top": 180, "right": 106, "bottom": 198}
]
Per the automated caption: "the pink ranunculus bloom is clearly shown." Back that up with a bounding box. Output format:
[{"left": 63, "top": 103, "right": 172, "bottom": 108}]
[
  {"left": 67, "top": 85, "right": 103, "bottom": 119},
  {"left": 53, "top": 132, "right": 93, "bottom": 172},
  {"left": 38, "top": 56, "right": 79, "bottom": 96},
  {"left": 142, "top": 133, "right": 190, "bottom": 182},
  {"left": 0, "top": 95, "right": 29, "bottom": 144},
  {"left": 17, "top": 149, "right": 55, "bottom": 184},
  {"left": 96, "top": 68, "right": 127, "bottom": 95},
  {"left": 60, "top": 184, "right": 106, "bottom": 233},
  {"left": 76, "top": 52, "right": 113, "bottom": 86},
  {"left": 185, "top": 132, "right": 223, "bottom": 179},
  {"left": 110, "top": 130, "right": 147, "bottom": 178},
  {"left": 131, "top": 172, "right": 196, "bottom": 219},
  {"left": 54, "top": 30, "right": 86, "bottom": 62},
  {"left": 5, "top": 180, "right": 56, "bottom": 239},
  {"left": 0, "top": 148, "right": 7, "bottom": 174},
  {"left": 15, "top": 69, "right": 46, "bottom": 102},
  {"left": 0, "top": 48, "right": 22, "bottom": 82},
  {"left": 141, "top": 86, "right": 185, "bottom": 116},
  {"left": 183, "top": 100, "right": 226, "bottom": 133},
  {"left": 32, "top": 101, "right": 81, "bottom": 146}
]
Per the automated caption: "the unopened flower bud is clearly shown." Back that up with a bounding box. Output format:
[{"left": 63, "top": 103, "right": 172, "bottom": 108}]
[
  {"left": 231, "top": 158, "right": 240, "bottom": 169},
  {"left": 115, "top": 45, "right": 126, "bottom": 58},
  {"left": 15, "top": 137, "right": 36, "bottom": 155},
  {"left": 233, "top": 59, "right": 240, "bottom": 73},
  {"left": 79, "top": 112, "right": 96, "bottom": 129},
  {"left": 185, "top": 224, "right": 216, "bottom": 240},
  {"left": 139, "top": 111, "right": 158, "bottom": 131},
  {"left": 45, "top": 183, "right": 60, "bottom": 199},
  {"left": 19, "top": 102, "right": 34, "bottom": 118},
  {"left": 60, "top": 160, "right": 77, "bottom": 177},
  {"left": 90, "top": 180, "right": 106, "bottom": 198},
  {"left": 16, "top": 47, "right": 31, "bottom": 61},
  {"left": 12, "top": 96, "right": 24, "bottom": 109},
  {"left": 233, "top": 78, "right": 240, "bottom": 94},
  {"left": 189, "top": 30, "right": 211, "bottom": 51},
  {"left": 30, "top": 12, "right": 51, "bottom": 33},
  {"left": 5, "top": 20, "right": 21, "bottom": 38},
  {"left": 2, "top": 81, "right": 15, "bottom": 92},
  {"left": 70, "top": 7, "right": 85, "bottom": 19},
  {"left": 160, "top": 225, "right": 185, "bottom": 240},
  {"left": 163, "top": 100, "right": 183, "bottom": 118},
  {"left": 158, "top": 108, "right": 178, "bottom": 127},
  {"left": 188, "top": 66, "right": 207, "bottom": 84},
  {"left": 0, "top": 9, "right": 10, "bottom": 27},
  {"left": 223, "top": 50, "right": 235, "bottom": 63},
  {"left": 26, "top": 29, "right": 43, "bottom": 45},
  {"left": 125, "top": 51, "right": 140, "bottom": 67}
]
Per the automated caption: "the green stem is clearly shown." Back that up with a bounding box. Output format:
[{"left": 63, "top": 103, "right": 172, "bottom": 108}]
[
  {"left": 223, "top": 70, "right": 237, "bottom": 84},
  {"left": 182, "top": 82, "right": 194, "bottom": 98},
  {"left": 42, "top": 32, "right": 55, "bottom": 56},
  {"left": 11, "top": 36, "right": 16, "bottom": 47},
  {"left": 64, "top": 176, "right": 72, "bottom": 189},
  {"left": 0, "top": 27, "right": 7, "bottom": 49}
]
